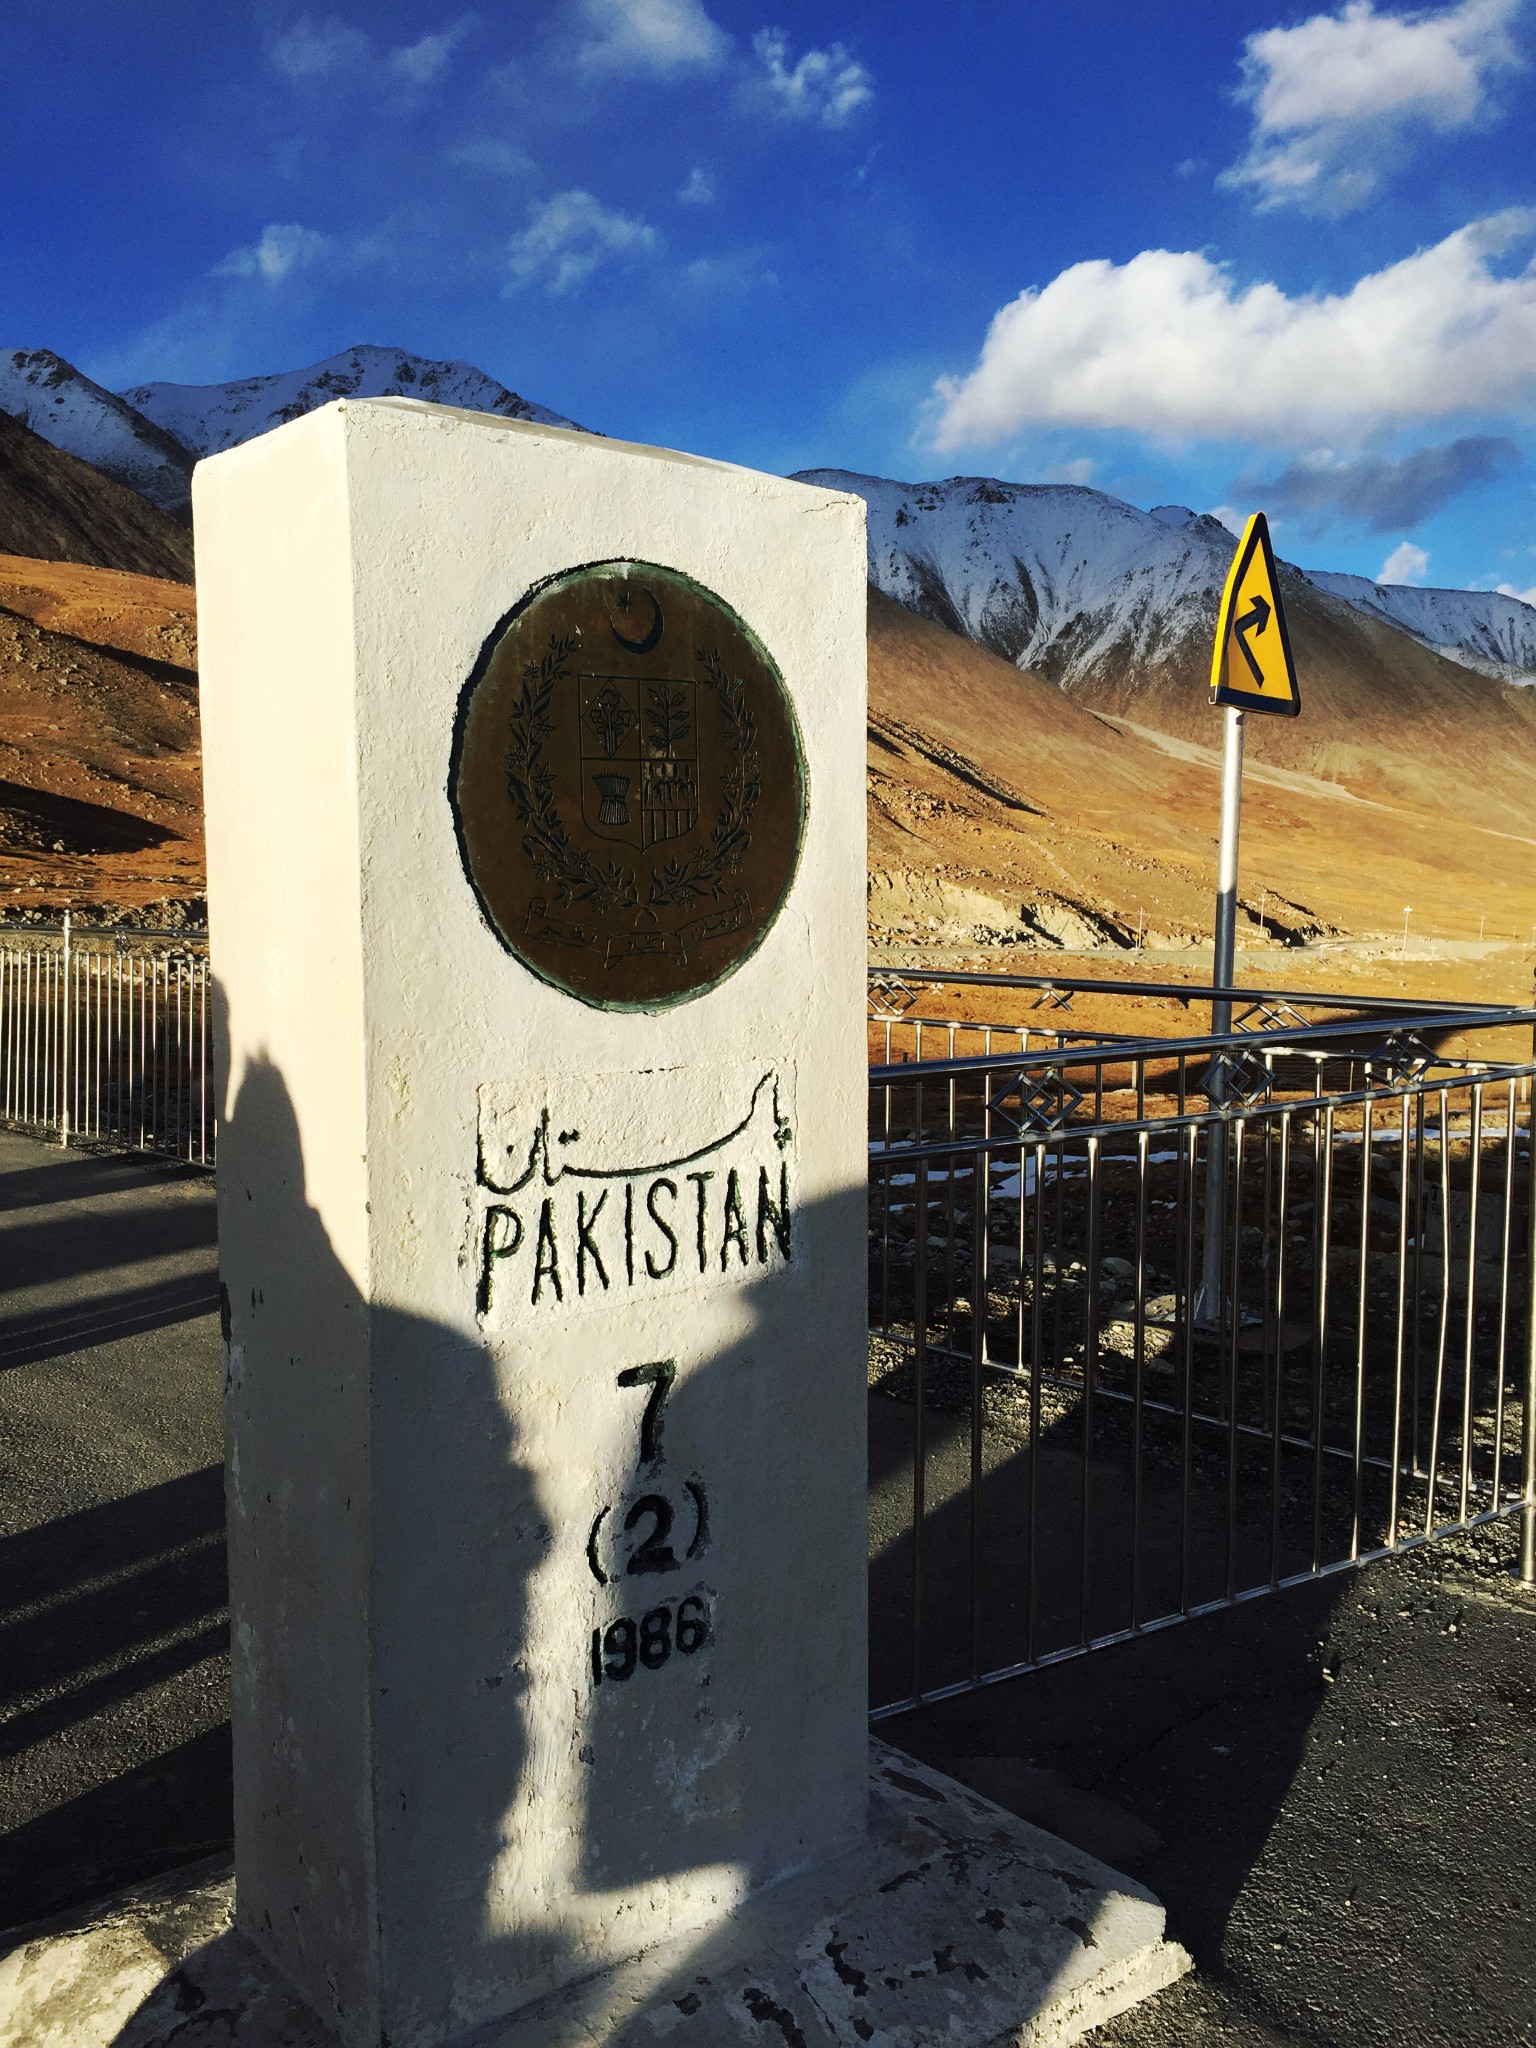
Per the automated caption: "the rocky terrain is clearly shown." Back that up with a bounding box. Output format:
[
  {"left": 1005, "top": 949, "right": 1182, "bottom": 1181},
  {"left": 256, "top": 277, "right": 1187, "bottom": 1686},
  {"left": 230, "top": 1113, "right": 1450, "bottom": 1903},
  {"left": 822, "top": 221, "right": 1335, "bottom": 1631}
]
[{"left": 865, "top": 587, "right": 1536, "bottom": 994}]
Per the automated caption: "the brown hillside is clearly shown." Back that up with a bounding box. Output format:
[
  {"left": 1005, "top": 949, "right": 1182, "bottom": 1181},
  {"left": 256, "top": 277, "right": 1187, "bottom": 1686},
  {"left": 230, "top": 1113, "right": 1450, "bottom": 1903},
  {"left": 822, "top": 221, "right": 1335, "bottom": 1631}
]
[
  {"left": 1057, "top": 565, "right": 1536, "bottom": 836},
  {"left": 0, "top": 410, "right": 194, "bottom": 581},
  {"left": 867, "top": 587, "right": 1536, "bottom": 992},
  {"left": 0, "top": 556, "right": 203, "bottom": 919},
  {"left": 1, "top": 559, "right": 1531, "bottom": 997}
]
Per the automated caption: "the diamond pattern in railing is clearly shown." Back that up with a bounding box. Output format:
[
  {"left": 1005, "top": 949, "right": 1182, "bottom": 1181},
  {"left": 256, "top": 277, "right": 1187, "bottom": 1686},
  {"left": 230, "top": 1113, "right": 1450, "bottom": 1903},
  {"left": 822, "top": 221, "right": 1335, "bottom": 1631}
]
[{"left": 988, "top": 1067, "right": 1086, "bottom": 1135}]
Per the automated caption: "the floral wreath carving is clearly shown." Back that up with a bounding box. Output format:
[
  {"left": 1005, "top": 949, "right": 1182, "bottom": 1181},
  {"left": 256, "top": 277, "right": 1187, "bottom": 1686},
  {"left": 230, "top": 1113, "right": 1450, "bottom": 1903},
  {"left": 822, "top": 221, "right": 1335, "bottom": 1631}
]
[{"left": 504, "top": 635, "right": 761, "bottom": 921}]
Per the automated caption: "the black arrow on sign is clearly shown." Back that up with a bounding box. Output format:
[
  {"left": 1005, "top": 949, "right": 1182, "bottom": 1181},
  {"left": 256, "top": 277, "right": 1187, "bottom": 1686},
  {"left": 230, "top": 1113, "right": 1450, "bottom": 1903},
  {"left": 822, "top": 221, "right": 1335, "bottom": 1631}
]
[{"left": 1232, "top": 593, "right": 1271, "bottom": 686}]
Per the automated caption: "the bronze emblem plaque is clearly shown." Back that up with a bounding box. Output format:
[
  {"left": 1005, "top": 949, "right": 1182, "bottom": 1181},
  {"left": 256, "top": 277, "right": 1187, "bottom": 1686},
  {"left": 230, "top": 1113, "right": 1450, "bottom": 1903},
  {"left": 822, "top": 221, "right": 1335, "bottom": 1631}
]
[{"left": 451, "top": 561, "right": 807, "bottom": 1010}]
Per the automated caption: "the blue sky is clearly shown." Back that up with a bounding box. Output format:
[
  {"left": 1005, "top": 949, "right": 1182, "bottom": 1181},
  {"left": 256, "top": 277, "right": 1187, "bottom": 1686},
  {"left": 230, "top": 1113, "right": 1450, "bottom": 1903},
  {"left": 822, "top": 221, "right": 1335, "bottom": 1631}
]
[{"left": 5, "top": 0, "right": 1535, "bottom": 594}]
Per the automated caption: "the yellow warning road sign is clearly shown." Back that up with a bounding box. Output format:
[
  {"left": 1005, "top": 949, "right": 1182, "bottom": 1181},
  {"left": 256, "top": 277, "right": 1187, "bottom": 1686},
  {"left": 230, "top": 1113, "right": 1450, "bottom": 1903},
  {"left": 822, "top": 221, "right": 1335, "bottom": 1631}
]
[{"left": 1209, "top": 511, "right": 1300, "bottom": 716}]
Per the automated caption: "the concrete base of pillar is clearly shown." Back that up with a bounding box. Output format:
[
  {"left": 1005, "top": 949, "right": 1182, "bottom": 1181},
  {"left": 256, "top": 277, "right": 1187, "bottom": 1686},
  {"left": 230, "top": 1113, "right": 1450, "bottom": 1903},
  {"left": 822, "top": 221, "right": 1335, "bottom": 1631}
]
[{"left": 0, "top": 1745, "right": 1189, "bottom": 2048}]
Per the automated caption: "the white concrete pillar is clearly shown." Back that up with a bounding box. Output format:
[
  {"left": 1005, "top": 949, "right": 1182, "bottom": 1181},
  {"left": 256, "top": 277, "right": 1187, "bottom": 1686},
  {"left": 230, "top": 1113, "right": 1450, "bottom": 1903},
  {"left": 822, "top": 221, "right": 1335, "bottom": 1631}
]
[{"left": 195, "top": 401, "right": 869, "bottom": 2047}]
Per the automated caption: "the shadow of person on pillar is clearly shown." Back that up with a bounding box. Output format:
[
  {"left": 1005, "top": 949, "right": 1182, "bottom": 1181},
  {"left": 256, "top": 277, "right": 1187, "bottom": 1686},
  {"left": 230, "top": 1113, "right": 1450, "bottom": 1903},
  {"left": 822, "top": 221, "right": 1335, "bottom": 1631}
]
[
  {"left": 103, "top": 1051, "right": 556, "bottom": 2046},
  {"left": 103, "top": 1045, "right": 871, "bottom": 2048}
]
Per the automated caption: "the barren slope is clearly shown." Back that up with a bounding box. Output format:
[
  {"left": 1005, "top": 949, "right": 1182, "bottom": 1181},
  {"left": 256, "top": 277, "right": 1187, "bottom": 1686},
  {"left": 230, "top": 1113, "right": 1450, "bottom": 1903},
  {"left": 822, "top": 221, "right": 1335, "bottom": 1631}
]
[
  {"left": 0, "top": 411, "right": 194, "bottom": 581},
  {"left": 2, "top": 560, "right": 1531, "bottom": 993},
  {"left": 1068, "top": 572, "right": 1536, "bottom": 837},
  {"left": 867, "top": 589, "right": 1536, "bottom": 986},
  {"left": 0, "top": 556, "right": 202, "bottom": 919}
]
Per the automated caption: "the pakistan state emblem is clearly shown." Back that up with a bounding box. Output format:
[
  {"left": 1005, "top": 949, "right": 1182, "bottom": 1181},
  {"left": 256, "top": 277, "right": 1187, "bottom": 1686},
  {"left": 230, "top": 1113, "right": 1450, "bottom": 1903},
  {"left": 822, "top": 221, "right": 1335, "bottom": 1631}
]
[{"left": 451, "top": 561, "right": 807, "bottom": 1009}]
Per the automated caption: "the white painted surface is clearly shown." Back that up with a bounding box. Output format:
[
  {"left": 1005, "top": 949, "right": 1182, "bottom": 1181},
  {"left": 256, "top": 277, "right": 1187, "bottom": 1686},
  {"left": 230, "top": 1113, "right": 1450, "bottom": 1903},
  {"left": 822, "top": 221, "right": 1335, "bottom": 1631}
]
[{"left": 196, "top": 400, "right": 869, "bottom": 2048}]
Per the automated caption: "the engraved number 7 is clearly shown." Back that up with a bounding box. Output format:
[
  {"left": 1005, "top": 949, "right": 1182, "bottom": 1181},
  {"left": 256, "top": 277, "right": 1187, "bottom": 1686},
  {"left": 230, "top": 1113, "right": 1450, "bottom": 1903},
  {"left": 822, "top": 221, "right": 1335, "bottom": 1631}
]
[{"left": 617, "top": 1359, "right": 676, "bottom": 1469}]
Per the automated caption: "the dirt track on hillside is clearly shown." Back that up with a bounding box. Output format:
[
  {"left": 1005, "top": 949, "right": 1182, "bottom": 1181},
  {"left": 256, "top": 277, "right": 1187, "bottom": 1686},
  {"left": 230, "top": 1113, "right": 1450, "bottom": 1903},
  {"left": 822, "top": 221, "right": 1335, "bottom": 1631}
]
[{"left": 867, "top": 590, "right": 1536, "bottom": 1011}]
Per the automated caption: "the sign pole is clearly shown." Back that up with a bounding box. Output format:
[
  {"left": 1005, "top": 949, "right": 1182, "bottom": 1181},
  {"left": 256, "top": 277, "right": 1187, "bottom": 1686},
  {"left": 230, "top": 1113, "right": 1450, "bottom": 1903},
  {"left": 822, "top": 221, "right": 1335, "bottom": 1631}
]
[
  {"left": 1197, "top": 509, "right": 1298, "bottom": 1335},
  {"left": 1196, "top": 703, "right": 1244, "bottom": 1327}
]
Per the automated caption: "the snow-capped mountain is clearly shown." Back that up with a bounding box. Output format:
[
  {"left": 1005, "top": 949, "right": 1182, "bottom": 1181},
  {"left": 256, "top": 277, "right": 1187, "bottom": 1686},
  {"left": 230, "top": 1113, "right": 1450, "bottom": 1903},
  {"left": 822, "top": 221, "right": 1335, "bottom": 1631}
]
[
  {"left": 120, "top": 345, "right": 581, "bottom": 459},
  {"left": 0, "top": 344, "right": 583, "bottom": 518},
  {"left": 0, "top": 349, "right": 195, "bottom": 516},
  {"left": 6, "top": 340, "right": 1532, "bottom": 692},
  {"left": 795, "top": 471, "right": 1246, "bottom": 683},
  {"left": 796, "top": 470, "right": 1536, "bottom": 689},
  {"left": 1303, "top": 571, "right": 1536, "bottom": 684}
]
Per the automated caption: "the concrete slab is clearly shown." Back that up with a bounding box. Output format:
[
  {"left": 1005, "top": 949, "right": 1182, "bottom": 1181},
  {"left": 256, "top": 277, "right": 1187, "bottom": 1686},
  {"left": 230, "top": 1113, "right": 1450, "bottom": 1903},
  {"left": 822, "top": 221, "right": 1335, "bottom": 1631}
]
[{"left": 0, "top": 1746, "right": 1187, "bottom": 2048}]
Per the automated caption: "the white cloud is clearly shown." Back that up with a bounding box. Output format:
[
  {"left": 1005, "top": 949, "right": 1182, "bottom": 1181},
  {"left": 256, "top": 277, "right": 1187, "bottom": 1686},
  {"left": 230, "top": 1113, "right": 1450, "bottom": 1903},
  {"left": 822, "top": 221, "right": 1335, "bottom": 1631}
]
[
  {"left": 505, "top": 189, "right": 660, "bottom": 294},
  {"left": 1207, "top": 505, "right": 1246, "bottom": 536},
  {"left": 389, "top": 19, "right": 474, "bottom": 84},
  {"left": 748, "top": 28, "right": 873, "bottom": 127},
  {"left": 270, "top": 14, "right": 370, "bottom": 78},
  {"left": 572, "top": 0, "right": 729, "bottom": 73},
  {"left": 1379, "top": 540, "right": 1430, "bottom": 583},
  {"left": 931, "top": 212, "right": 1536, "bottom": 450},
  {"left": 1496, "top": 580, "right": 1536, "bottom": 604},
  {"left": 447, "top": 137, "right": 535, "bottom": 179},
  {"left": 1042, "top": 457, "right": 1097, "bottom": 486},
  {"left": 683, "top": 249, "right": 777, "bottom": 292},
  {"left": 212, "top": 223, "right": 332, "bottom": 284},
  {"left": 1221, "top": 0, "right": 1522, "bottom": 215},
  {"left": 678, "top": 165, "right": 715, "bottom": 204},
  {"left": 270, "top": 12, "right": 472, "bottom": 92}
]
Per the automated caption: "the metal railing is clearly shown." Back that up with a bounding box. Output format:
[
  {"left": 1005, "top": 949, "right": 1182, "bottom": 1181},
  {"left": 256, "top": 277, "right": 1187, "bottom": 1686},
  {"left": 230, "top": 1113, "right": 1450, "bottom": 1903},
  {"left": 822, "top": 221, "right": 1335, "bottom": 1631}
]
[
  {"left": 867, "top": 970, "right": 1536, "bottom": 1718},
  {"left": 4, "top": 933, "right": 1533, "bottom": 1715},
  {"left": 0, "top": 919, "right": 213, "bottom": 1164}
]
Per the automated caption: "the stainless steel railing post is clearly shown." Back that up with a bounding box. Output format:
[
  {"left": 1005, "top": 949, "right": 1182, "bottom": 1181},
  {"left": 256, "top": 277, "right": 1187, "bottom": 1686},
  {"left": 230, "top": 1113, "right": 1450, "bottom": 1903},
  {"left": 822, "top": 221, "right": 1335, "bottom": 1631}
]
[
  {"left": 58, "top": 909, "right": 71, "bottom": 1147},
  {"left": 1522, "top": 1087, "right": 1536, "bottom": 1583}
]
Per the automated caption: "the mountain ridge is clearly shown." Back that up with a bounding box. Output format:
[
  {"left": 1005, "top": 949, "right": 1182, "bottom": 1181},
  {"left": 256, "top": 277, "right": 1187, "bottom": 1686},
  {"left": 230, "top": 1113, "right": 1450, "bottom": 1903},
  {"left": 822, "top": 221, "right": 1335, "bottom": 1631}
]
[
  {"left": 0, "top": 345, "right": 583, "bottom": 520},
  {"left": 795, "top": 468, "right": 1536, "bottom": 690},
  {"left": 1, "top": 349, "right": 195, "bottom": 517},
  {"left": 2, "top": 342, "right": 1529, "bottom": 691},
  {"left": 120, "top": 343, "right": 583, "bottom": 459}
]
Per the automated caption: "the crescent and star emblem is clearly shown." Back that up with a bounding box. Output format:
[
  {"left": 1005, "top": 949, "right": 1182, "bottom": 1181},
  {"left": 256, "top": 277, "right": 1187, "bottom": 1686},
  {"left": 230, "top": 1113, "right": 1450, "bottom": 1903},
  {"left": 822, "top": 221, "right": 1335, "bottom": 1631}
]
[{"left": 609, "top": 584, "right": 664, "bottom": 655}]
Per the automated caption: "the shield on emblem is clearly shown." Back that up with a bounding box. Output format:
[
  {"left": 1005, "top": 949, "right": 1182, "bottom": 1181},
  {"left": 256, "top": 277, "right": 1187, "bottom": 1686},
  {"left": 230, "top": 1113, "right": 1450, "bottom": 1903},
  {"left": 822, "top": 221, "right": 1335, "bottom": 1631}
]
[
  {"left": 638, "top": 677, "right": 698, "bottom": 848},
  {"left": 579, "top": 675, "right": 642, "bottom": 846},
  {"left": 579, "top": 672, "right": 698, "bottom": 849}
]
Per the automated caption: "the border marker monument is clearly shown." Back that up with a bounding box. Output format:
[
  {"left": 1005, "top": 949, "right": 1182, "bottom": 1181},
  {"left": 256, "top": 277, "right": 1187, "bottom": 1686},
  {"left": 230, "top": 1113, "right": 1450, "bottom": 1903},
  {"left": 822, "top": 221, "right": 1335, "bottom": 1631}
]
[
  {"left": 0, "top": 397, "right": 1190, "bottom": 2048},
  {"left": 196, "top": 400, "right": 871, "bottom": 2042}
]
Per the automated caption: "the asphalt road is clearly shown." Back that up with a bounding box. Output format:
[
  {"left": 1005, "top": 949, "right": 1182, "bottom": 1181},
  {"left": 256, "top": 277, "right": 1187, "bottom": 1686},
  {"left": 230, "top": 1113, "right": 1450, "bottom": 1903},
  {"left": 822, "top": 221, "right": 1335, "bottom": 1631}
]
[
  {"left": 896, "top": 1521, "right": 1536, "bottom": 2048},
  {"left": 0, "top": 1128, "right": 226, "bottom": 1930},
  {"left": 3, "top": 1125, "right": 1535, "bottom": 2047}
]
